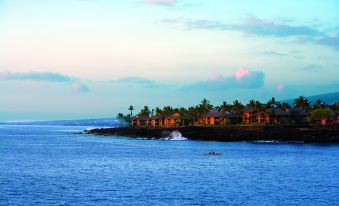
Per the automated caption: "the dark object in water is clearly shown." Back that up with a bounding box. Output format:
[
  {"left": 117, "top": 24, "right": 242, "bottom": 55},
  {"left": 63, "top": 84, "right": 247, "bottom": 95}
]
[{"left": 205, "top": 152, "right": 223, "bottom": 156}]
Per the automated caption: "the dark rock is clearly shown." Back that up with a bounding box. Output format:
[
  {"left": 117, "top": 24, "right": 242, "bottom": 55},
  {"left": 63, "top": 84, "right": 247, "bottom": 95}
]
[{"left": 84, "top": 126, "right": 339, "bottom": 144}]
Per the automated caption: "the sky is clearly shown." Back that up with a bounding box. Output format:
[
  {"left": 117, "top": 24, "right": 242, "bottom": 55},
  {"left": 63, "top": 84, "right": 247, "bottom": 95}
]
[{"left": 0, "top": 0, "right": 338, "bottom": 121}]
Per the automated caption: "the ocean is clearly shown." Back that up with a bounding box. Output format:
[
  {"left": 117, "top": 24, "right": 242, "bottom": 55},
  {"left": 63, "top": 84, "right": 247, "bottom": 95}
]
[{"left": 0, "top": 124, "right": 338, "bottom": 205}]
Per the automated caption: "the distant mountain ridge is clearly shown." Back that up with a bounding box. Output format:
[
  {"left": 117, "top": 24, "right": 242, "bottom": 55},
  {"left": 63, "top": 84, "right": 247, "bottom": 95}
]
[
  {"left": 0, "top": 118, "right": 124, "bottom": 127},
  {"left": 281, "top": 92, "right": 339, "bottom": 104}
]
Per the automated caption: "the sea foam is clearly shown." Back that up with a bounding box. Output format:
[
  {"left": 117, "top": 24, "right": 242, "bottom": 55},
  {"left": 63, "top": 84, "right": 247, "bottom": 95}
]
[{"left": 163, "top": 130, "right": 188, "bottom": 141}]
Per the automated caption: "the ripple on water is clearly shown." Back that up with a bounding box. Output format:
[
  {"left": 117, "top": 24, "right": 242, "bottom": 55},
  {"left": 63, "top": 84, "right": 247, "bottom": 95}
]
[{"left": 0, "top": 125, "right": 339, "bottom": 206}]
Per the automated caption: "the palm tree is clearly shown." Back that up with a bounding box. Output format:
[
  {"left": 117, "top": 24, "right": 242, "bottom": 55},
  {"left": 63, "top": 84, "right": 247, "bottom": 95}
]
[
  {"left": 162, "top": 106, "right": 174, "bottom": 116},
  {"left": 116, "top": 113, "right": 124, "bottom": 119},
  {"left": 177, "top": 107, "right": 188, "bottom": 126},
  {"left": 254, "top": 101, "right": 262, "bottom": 111},
  {"left": 232, "top": 100, "right": 244, "bottom": 124},
  {"left": 199, "top": 99, "right": 213, "bottom": 113},
  {"left": 332, "top": 102, "right": 339, "bottom": 111},
  {"left": 313, "top": 99, "right": 325, "bottom": 109},
  {"left": 218, "top": 101, "right": 231, "bottom": 112},
  {"left": 198, "top": 99, "right": 213, "bottom": 124},
  {"left": 293, "top": 96, "right": 310, "bottom": 110},
  {"left": 128, "top": 105, "right": 134, "bottom": 117},
  {"left": 267, "top": 97, "right": 277, "bottom": 109},
  {"left": 155, "top": 107, "right": 163, "bottom": 116},
  {"left": 277, "top": 102, "right": 291, "bottom": 111},
  {"left": 187, "top": 106, "right": 199, "bottom": 125},
  {"left": 232, "top": 100, "right": 244, "bottom": 111},
  {"left": 177, "top": 107, "right": 187, "bottom": 116},
  {"left": 247, "top": 99, "right": 256, "bottom": 108},
  {"left": 140, "top": 106, "right": 151, "bottom": 116}
]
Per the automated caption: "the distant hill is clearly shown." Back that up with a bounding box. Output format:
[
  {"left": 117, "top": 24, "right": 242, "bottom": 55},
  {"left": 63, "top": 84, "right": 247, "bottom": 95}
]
[
  {"left": 281, "top": 92, "right": 339, "bottom": 105},
  {"left": 0, "top": 118, "right": 125, "bottom": 127}
]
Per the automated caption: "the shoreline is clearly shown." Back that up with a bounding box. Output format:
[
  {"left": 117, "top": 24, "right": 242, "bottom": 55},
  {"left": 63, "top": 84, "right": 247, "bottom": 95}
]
[{"left": 85, "top": 126, "right": 339, "bottom": 144}]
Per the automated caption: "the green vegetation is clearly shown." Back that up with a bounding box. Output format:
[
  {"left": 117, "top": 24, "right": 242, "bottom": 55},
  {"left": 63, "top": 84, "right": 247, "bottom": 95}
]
[
  {"left": 310, "top": 108, "right": 331, "bottom": 121},
  {"left": 116, "top": 96, "right": 338, "bottom": 127}
]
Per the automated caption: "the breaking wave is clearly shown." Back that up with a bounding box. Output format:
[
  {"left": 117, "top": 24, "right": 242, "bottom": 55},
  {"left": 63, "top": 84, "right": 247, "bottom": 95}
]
[{"left": 163, "top": 130, "right": 188, "bottom": 141}]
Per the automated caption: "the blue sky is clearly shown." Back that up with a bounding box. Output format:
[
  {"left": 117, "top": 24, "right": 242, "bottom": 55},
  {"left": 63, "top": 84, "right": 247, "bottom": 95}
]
[{"left": 0, "top": 0, "right": 338, "bottom": 121}]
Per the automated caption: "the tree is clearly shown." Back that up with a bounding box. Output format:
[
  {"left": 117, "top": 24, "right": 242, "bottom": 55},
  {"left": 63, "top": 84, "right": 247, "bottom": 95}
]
[
  {"left": 155, "top": 107, "right": 163, "bottom": 116},
  {"left": 333, "top": 102, "right": 339, "bottom": 111},
  {"left": 232, "top": 100, "right": 244, "bottom": 124},
  {"left": 310, "top": 108, "right": 331, "bottom": 122},
  {"left": 267, "top": 97, "right": 277, "bottom": 109},
  {"left": 199, "top": 99, "right": 213, "bottom": 111},
  {"left": 177, "top": 107, "right": 188, "bottom": 116},
  {"left": 124, "top": 114, "right": 132, "bottom": 122},
  {"left": 187, "top": 106, "right": 199, "bottom": 125},
  {"left": 218, "top": 101, "right": 231, "bottom": 112},
  {"left": 162, "top": 106, "right": 174, "bottom": 116},
  {"left": 247, "top": 100, "right": 256, "bottom": 108},
  {"left": 313, "top": 99, "right": 325, "bottom": 109},
  {"left": 198, "top": 99, "right": 213, "bottom": 123},
  {"left": 116, "top": 113, "right": 124, "bottom": 120},
  {"left": 277, "top": 102, "right": 291, "bottom": 110},
  {"left": 255, "top": 100, "right": 262, "bottom": 111},
  {"left": 140, "top": 106, "right": 151, "bottom": 116},
  {"left": 128, "top": 105, "right": 135, "bottom": 117},
  {"left": 232, "top": 100, "right": 244, "bottom": 111},
  {"left": 293, "top": 96, "right": 310, "bottom": 110}
]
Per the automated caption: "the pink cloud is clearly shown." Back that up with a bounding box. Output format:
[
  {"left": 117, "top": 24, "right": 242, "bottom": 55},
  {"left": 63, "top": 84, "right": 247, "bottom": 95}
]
[
  {"left": 144, "top": 0, "right": 177, "bottom": 5},
  {"left": 235, "top": 68, "right": 250, "bottom": 80},
  {"left": 277, "top": 83, "right": 284, "bottom": 92}
]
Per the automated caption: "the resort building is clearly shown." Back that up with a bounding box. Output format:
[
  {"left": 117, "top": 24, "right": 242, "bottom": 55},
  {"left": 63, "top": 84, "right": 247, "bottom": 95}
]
[
  {"left": 199, "top": 109, "right": 222, "bottom": 125},
  {"left": 311, "top": 109, "right": 339, "bottom": 126},
  {"left": 242, "top": 108, "right": 256, "bottom": 124},
  {"left": 132, "top": 115, "right": 151, "bottom": 127},
  {"left": 242, "top": 107, "right": 308, "bottom": 125},
  {"left": 199, "top": 109, "right": 238, "bottom": 125},
  {"left": 129, "top": 106, "right": 339, "bottom": 128},
  {"left": 132, "top": 113, "right": 183, "bottom": 128}
]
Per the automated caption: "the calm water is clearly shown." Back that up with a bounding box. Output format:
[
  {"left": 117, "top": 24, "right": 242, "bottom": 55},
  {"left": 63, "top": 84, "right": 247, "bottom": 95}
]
[{"left": 0, "top": 125, "right": 338, "bottom": 206}]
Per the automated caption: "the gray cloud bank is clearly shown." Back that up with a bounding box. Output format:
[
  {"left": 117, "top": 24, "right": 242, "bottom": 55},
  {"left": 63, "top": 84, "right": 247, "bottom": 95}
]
[
  {"left": 0, "top": 71, "right": 89, "bottom": 93},
  {"left": 164, "top": 16, "right": 339, "bottom": 50},
  {"left": 0, "top": 71, "right": 76, "bottom": 82}
]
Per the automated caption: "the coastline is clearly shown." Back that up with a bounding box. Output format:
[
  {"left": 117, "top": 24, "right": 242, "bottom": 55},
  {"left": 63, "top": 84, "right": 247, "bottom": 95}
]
[{"left": 85, "top": 126, "right": 339, "bottom": 144}]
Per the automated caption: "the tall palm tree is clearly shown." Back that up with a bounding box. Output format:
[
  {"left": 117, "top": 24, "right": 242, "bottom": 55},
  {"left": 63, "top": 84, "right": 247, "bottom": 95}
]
[
  {"left": 140, "top": 106, "right": 151, "bottom": 116},
  {"left": 277, "top": 102, "right": 291, "bottom": 110},
  {"left": 155, "top": 107, "right": 163, "bottom": 116},
  {"left": 267, "top": 97, "right": 277, "bottom": 109},
  {"left": 219, "top": 101, "right": 231, "bottom": 112},
  {"left": 177, "top": 107, "right": 187, "bottom": 116},
  {"left": 200, "top": 99, "right": 213, "bottom": 111},
  {"left": 255, "top": 101, "right": 262, "bottom": 111},
  {"left": 187, "top": 106, "right": 200, "bottom": 125},
  {"left": 313, "top": 99, "right": 325, "bottom": 109},
  {"left": 128, "top": 105, "right": 134, "bottom": 117},
  {"left": 293, "top": 96, "right": 310, "bottom": 110},
  {"left": 116, "top": 113, "right": 124, "bottom": 119},
  {"left": 232, "top": 100, "right": 244, "bottom": 124},
  {"left": 162, "top": 106, "right": 174, "bottom": 116},
  {"left": 232, "top": 100, "right": 244, "bottom": 111},
  {"left": 198, "top": 99, "right": 213, "bottom": 124},
  {"left": 247, "top": 99, "right": 256, "bottom": 108}
]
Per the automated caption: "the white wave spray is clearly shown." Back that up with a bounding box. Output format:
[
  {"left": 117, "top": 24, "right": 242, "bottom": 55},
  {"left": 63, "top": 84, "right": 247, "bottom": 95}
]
[{"left": 163, "top": 130, "right": 188, "bottom": 141}]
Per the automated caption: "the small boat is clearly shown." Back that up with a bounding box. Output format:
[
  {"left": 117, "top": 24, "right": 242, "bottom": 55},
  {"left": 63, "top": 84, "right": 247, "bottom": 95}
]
[{"left": 205, "top": 152, "right": 223, "bottom": 156}]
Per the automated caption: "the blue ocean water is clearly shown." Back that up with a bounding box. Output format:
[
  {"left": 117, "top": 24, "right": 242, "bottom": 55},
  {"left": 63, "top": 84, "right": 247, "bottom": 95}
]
[{"left": 0, "top": 125, "right": 338, "bottom": 206}]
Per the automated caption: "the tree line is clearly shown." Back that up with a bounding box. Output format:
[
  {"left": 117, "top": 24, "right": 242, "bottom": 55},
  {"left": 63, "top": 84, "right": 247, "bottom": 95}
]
[{"left": 117, "top": 96, "right": 339, "bottom": 124}]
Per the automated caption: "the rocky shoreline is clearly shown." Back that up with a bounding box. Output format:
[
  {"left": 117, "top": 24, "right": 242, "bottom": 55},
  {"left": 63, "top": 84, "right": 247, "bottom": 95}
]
[{"left": 85, "top": 126, "right": 339, "bottom": 143}]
